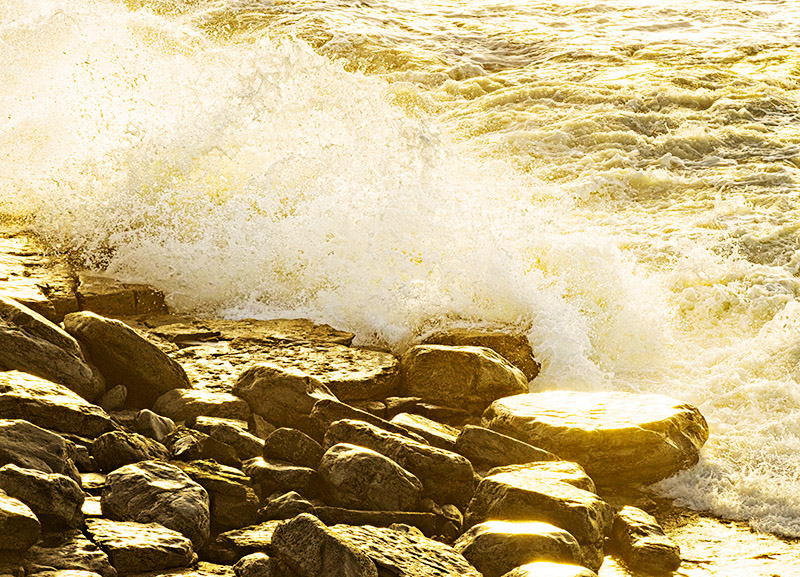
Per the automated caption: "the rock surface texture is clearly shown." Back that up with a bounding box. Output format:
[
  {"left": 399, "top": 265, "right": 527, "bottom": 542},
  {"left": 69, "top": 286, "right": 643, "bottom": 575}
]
[
  {"left": 0, "top": 463, "right": 84, "bottom": 529},
  {"left": 0, "top": 419, "right": 80, "bottom": 481},
  {"left": 483, "top": 391, "right": 710, "bottom": 486},
  {"left": 0, "top": 488, "right": 41, "bottom": 551},
  {"left": 401, "top": 345, "right": 528, "bottom": 414},
  {"left": 500, "top": 561, "right": 598, "bottom": 577},
  {"left": 610, "top": 506, "right": 681, "bottom": 573},
  {"left": 153, "top": 389, "right": 251, "bottom": 423},
  {"left": 21, "top": 529, "right": 117, "bottom": 577}
]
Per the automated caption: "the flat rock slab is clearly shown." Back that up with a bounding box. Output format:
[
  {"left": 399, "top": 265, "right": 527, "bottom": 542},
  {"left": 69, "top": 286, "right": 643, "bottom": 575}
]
[
  {"left": 153, "top": 389, "right": 250, "bottom": 422},
  {"left": 0, "top": 371, "right": 116, "bottom": 438},
  {"left": 389, "top": 413, "right": 459, "bottom": 451},
  {"left": 21, "top": 530, "right": 116, "bottom": 577},
  {"left": 332, "top": 524, "right": 482, "bottom": 577},
  {"left": 486, "top": 461, "right": 597, "bottom": 494},
  {"left": 204, "top": 521, "right": 282, "bottom": 564},
  {"left": 0, "top": 419, "right": 80, "bottom": 482},
  {"left": 401, "top": 345, "right": 528, "bottom": 414},
  {"left": 483, "top": 391, "right": 710, "bottom": 486},
  {"left": 243, "top": 457, "right": 318, "bottom": 499},
  {"left": 101, "top": 460, "right": 210, "bottom": 549},
  {"left": 0, "top": 296, "right": 104, "bottom": 401},
  {"left": 63, "top": 312, "right": 191, "bottom": 408},
  {"left": 454, "top": 520, "right": 582, "bottom": 577},
  {"left": 151, "top": 319, "right": 354, "bottom": 347},
  {"left": 85, "top": 519, "right": 196, "bottom": 576},
  {"left": 0, "top": 489, "right": 40, "bottom": 551}
]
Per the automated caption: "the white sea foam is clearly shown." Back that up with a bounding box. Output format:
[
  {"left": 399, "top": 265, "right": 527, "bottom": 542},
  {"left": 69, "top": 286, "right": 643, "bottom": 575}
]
[{"left": 2, "top": 0, "right": 800, "bottom": 536}]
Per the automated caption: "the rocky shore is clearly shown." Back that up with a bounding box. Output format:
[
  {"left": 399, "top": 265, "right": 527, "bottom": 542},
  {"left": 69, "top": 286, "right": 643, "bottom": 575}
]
[{"left": 1, "top": 226, "right": 798, "bottom": 577}]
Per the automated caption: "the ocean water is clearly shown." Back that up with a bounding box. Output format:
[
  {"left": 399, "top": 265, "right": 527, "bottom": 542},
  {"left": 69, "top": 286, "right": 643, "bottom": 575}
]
[{"left": 2, "top": 0, "right": 800, "bottom": 536}]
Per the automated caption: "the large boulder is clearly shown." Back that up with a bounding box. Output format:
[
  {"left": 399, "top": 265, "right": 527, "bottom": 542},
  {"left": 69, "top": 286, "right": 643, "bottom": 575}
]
[
  {"left": 62, "top": 312, "right": 190, "bottom": 407},
  {"left": 421, "top": 329, "right": 540, "bottom": 381},
  {"left": 465, "top": 463, "right": 614, "bottom": 571},
  {"left": 331, "top": 523, "right": 482, "bottom": 577},
  {"left": 609, "top": 506, "right": 681, "bottom": 573},
  {"left": 324, "top": 419, "right": 475, "bottom": 507},
  {"left": 401, "top": 345, "right": 528, "bottom": 414},
  {"left": 0, "top": 296, "right": 104, "bottom": 401},
  {"left": 0, "top": 489, "right": 40, "bottom": 551},
  {"left": 0, "top": 371, "right": 116, "bottom": 438},
  {"left": 233, "top": 364, "right": 336, "bottom": 435},
  {"left": 153, "top": 389, "right": 250, "bottom": 423},
  {"left": 454, "top": 521, "right": 582, "bottom": 577},
  {"left": 482, "top": 391, "right": 710, "bottom": 486},
  {"left": 319, "top": 443, "right": 423, "bottom": 511},
  {"left": 0, "top": 419, "right": 80, "bottom": 482},
  {"left": 101, "top": 460, "right": 210, "bottom": 549},
  {"left": 91, "top": 431, "right": 169, "bottom": 472},
  {"left": 0, "top": 464, "right": 84, "bottom": 529},
  {"left": 84, "top": 519, "right": 195, "bottom": 575},
  {"left": 21, "top": 530, "right": 116, "bottom": 577},
  {"left": 270, "top": 513, "right": 378, "bottom": 577}
]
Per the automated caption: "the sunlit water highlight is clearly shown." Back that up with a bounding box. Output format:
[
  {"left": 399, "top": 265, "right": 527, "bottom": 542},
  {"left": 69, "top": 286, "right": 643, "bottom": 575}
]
[{"left": 1, "top": 0, "right": 799, "bottom": 536}]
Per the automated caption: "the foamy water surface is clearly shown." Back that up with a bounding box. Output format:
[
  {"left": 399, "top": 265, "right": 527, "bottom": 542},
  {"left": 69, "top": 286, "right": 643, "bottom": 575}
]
[{"left": 2, "top": 0, "right": 800, "bottom": 536}]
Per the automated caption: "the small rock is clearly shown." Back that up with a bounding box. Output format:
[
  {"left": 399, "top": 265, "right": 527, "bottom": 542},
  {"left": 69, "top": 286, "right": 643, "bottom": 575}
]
[
  {"left": 81, "top": 472, "right": 108, "bottom": 495},
  {"left": 455, "top": 425, "right": 558, "bottom": 471},
  {"left": 310, "top": 398, "right": 428, "bottom": 443},
  {"left": 0, "top": 296, "right": 105, "bottom": 401},
  {"left": 0, "top": 371, "right": 116, "bottom": 437},
  {"left": 263, "top": 428, "right": 323, "bottom": 469},
  {"left": 233, "top": 364, "right": 336, "bottom": 436},
  {"left": 91, "top": 431, "right": 169, "bottom": 472},
  {"left": 193, "top": 417, "right": 263, "bottom": 461},
  {"left": 257, "top": 491, "right": 315, "bottom": 522},
  {"left": 101, "top": 460, "right": 210, "bottom": 549},
  {"left": 233, "top": 554, "right": 280, "bottom": 577},
  {"left": 0, "top": 489, "right": 41, "bottom": 551},
  {"left": 401, "top": 345, "right": 528, "bottom": 414},
  {"left": 243, "top": 458, "right": 318, "bottom": 500},
  {"left": 164, "top": 426, "right": 241, "bottom": 468},
  {"left": 610, "top": 506, "right": 681, "bottom": 573},
  {"left": 99, "top": 386, "right": 127, "bottom": 412},
  {"left": 324, "top": 419, "right": 475, "bottom": 507},
  {"left": 84, "top": 519, "right": 195, "bottom": 576},
  {"left": 134, "top": 410, "right": 175, "bottom": 442},
  {"left": 0, "top": 419, "right": 80, "bottom": 482},
  {"left": 421, "top": 329, "right": 540, "bottom": 381},
  {"left": 319, "top": 443, "right": 423, "bottom": 512},
  {"left": 153, "top": 389, "right": 250, "bottom": 423},
  {"left": 483, "top": 391, "right": 709, "bottom": 486},
  {"left": 499, "top": 561, "right": 598, "bottom": 577},
  {"left": 0, "top": 464, "right": 83, "bottom": 529},
  {"left": 63, "top": 312, "right": 190, "bottom": 407},
  {"left": 454, "top": 520, "right": 582, "bottom": 577},
  {"left": 389, "top": 413, "right": 459, "bottom": 450},
  {"left": 204, "top": 521, "right": 281, "bottom": 564},
  {"left": 21, "top": 529, "right": 116, "bottom": 577},
  {"left": 271, "top": 513, "right": 378, "bottom": 577}
]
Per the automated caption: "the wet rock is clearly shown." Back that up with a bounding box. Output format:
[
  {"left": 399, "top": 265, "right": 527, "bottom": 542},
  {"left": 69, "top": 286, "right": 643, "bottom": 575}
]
[
  {"left": 331, "top": 523, "right": 482, "bottom": 577},
  {"left": 324, "top": 419, "right": 475, "bottom": 507},
  {"left": 482, "top": 391, "right": 710, "bottom": 486},
  {"left": 454, "top": 520, "right": 582, "bottom": 577},
  {"left": 455, "top": 425, "right": 558, "bottom": 471},
  {"left": 91, "top": 431, "right": 169, "bottom": 472},
  {"left": 99, "top": 386, "right": 127, "bottom": 412},
  {"left": 271, "top": 513, "right": 378, "bottom": 577},
  {"left": 465, "top": 464, "right": 613, "bottom": 572},
  {"left": 134, "top": 410, "right": 175, "bottom": 442},
  {"left": 101, "top": 460, "right": 210, "bottom": 549},
  {"left": 486, "top": 461, "right": 596, "bottom": 494},
  {"left": 84, "top": 519, "right": 195, "bottom": 576},
  {"left": 0, "top": 371, "right": 116, "bottom": 438},
  {"left": 203, "top": 521, "right": 281, "bottom": 564},
  {"left": 21, "top": 530, "right": 116, "bottom": 577},
  {"left": 151, "top": 318, "right": 354, "bottom": 347},
  {"left": 164, "top": 426, "right": 241, "bottom": 468},
  {"left": 0, "top": 296, "right": 105, "bottom": 401},
  {"left": 610, "top": 506, "right": 681, "bottom": 573},
  {"left": 0, "top": 489, "right": 40, "bottom": 551},
  {"left": 0, "top": 419, "right": 80, "bottom": 482},
  {"left": 262, "top": 428, "right": 322, "bottom": 469},
  {"left": 315, "top": 507, "right": 440, "bottom": 538},
  {"left": 75, "top": 273, "right": 167, "bottom": 318},
  {"left": 319, "top": 443, "right": 423, "bottom": 512},
  {"left": 172, "top": 460, "right": 259, "bottom": 532},
  {"left": 310, "top": 398, "right": 428, "bottom": 444},
  {"left": 389, "top": 413, "right": 459, "bottom": 450},
  {"left": 153, "top": 389, "right": 250, "bottom": 423},
  {"left": 62, "top": 312, "right": 190, "bottom": 407},
  {"left": 193, "top": 417, "right": 263, "bottom": 461},
  {"left": 499, "top": 561, "right": 598, "bottom": 577},
  {"left": 233, "top": 364, "right": 336, "bottom": 436},
  {"left": 0, "top": 464, "right": 83, "bottom": 529},
  {"left": 243, "top": 458, "right": 318, "bottom": 499},
  {"left": 257, "top": 491, "right": 315, "bottom": 522},
  {"left": 421, "top": 329, "right": 540, "bottom": 381},
  {"left": 401, "top": 345, "right": 528, "bottom": 414}
]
